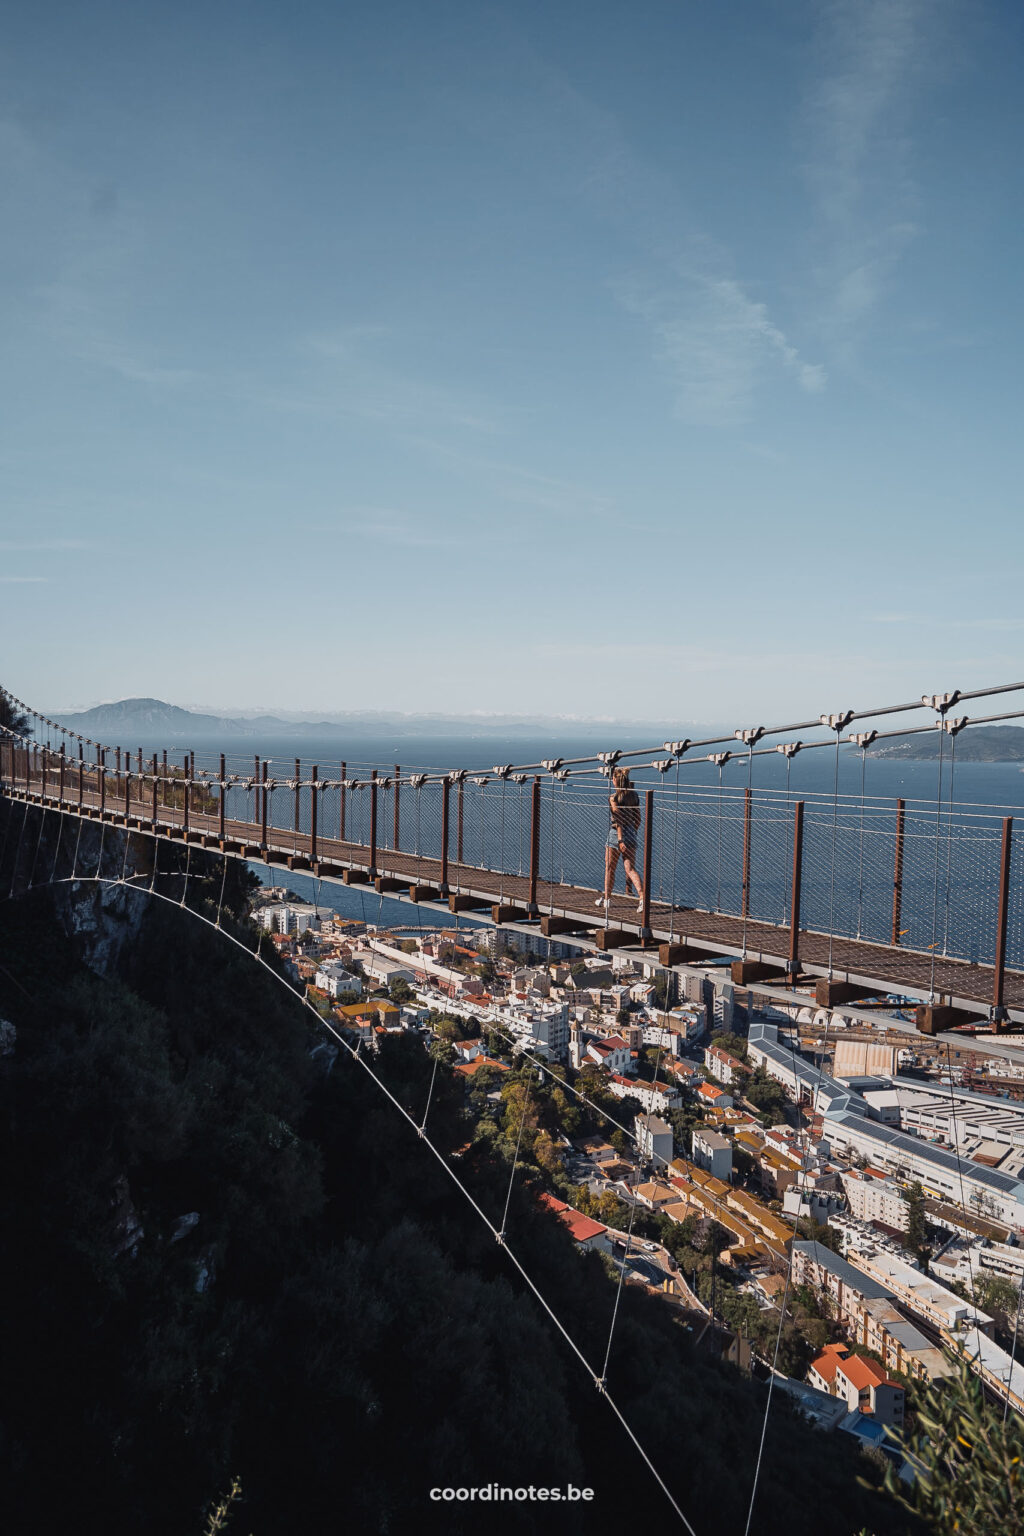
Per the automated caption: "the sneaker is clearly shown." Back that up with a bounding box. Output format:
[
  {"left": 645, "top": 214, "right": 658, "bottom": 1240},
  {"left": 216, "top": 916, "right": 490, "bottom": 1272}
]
[
  {"left": 595, "top": 896, "right": 608, "bottom": 909},
  {"left": 636, "top": 902, "right": 645, "bottom": 915}
]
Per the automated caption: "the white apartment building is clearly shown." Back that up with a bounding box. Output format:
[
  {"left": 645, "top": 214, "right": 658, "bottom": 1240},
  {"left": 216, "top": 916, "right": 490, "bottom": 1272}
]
[
  {"left": 353, "top": 950, "right": 415, "bottom": 988},
  {"left": 841, "top": 1169, "right": 910, "bottom": 1232},
  {"left": 636, "top": 1114, "right": 674, "bottom": 1168},
  {"left": 704, "top": 1044, "right": 744, "bottom": 1086},
  {"left": 608, "top": 1075, "right": 681, "bottom": 1115},
  {"left": 257, "top": 902, "right": 322, "bottom": 935},
  {"left": 692, "top": 1126, "right": 732, "bottom": 1182},
  {"left": 844, "top": 1240, "right": 993, "bottom": 1336},
  {"left": 823, "top": 1109, "right": 1024, "bottom": 1230},
  {"left": 586, "top": 1036, "right": 632, "bottom": 1075},
  {"left": 314, "top": 961, "right": 363, "bottom": 999}
]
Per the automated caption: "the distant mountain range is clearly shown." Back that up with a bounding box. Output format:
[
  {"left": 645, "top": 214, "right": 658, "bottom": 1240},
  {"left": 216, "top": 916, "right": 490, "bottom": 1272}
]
[
  {"left": 867, "top": 726, "right": 1024, "bottom": 761},
  {"left": 50, "top": 697, "right": 695, "bottom": 743},
  {"left": 53, "top": 698, "right": 335, "bottom": 740}
]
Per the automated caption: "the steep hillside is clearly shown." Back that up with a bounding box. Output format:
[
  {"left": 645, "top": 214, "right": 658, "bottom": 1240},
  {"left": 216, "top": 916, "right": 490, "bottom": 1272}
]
[{"left": 0, "top": 806, "right": 908, "bottom": 1536}]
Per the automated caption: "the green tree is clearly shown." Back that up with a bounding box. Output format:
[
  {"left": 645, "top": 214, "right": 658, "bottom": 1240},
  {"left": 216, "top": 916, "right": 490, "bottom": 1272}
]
[
  {"left": 876, "top": 1356, "right": 1024, "bottom": 1535},
  {"left": 388, "top": 977, "right": 414, "bottom": 1004},
  {"left": 745, "top": 1066, "right": 789, "bottom": 1119},
  {"left": 0, "top": 695, "right": 31, "bottom": 736},
  {"left": 710, "top": 1031, "right": 749, "bottom": 1062},
  {"left": 902, "top": 1181, "right": 930, "bottom": 1261},
  {"left": 974, "top": 1274, "right": 1022, "bottom": 1349}
]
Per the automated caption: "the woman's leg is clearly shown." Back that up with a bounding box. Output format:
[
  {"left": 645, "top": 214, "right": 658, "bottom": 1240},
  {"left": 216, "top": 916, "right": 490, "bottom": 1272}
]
[
  {"left": 604, "top": 845, "right": 619, "bottom": 899},
  {"left": 622, "top": 847, "right": 644, "bottom": 900}
]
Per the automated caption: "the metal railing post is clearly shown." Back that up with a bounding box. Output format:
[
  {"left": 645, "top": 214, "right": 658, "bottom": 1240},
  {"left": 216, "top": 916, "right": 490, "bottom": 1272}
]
[
  {"left": 457, "top": 779, "right": 464, "bottom": 863},
  {"left": 440, "top": 776, "right": 450, "bottom": 893},
  {"left": 529, "top": 776, "right": 541, "bottom": 912},
  {"left": 891, "top": 798, "right": 906, "bottom": 946},
  {"left": 788, "top": 800, "right": 805, "bottom": 975},
  {"left": 742, "top": 786, "right": 752, "bottom": 918},
  {"left": 993, "top": 817, "right": 1013, "bottom": 1020},
  {"left": 369, "top": 770, "right": 378, "bottom": 876},
  {"left": 310, "top": 765, "right": 318, "bottom": 863},
  {"left": 641, "top": 788, "right": 654, "bottom": 931}
]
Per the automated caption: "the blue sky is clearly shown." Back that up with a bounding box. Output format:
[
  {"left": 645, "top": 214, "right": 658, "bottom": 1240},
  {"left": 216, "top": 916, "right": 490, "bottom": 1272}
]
[{"left": 2, "top": 0, "right": 1022, "bottom": 724}]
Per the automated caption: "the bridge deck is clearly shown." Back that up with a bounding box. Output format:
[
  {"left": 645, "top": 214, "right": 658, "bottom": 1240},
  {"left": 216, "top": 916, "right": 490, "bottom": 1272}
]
[{"left": 10, "top": 780, "right": 1024, "bottom": 1023}]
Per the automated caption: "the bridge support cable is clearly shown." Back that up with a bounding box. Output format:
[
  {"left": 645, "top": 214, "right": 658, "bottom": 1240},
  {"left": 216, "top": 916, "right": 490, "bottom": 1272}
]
[
  {"left": 498, "top": 1066, "right": 536, "bottom": 1243},
  {"left": 418, "top": 1053, "right": 440, "bottom": 1137},
  {"left": 25, "top": 796, "right": 46, "bottom": 891},
  {"left": 942, "top": 1040, "right": 983, "bottom": 1320},
  {"left": 941, "top": 727, "right": 961, "bottom": 958},
  {"left": 825, "top": 727, "right": 843, "bottom": 979},
  {"left": 744, "top": 1009, "right": 836, "bottom": 1536},
  {"left": 929, "top": 723, "right": 949, "bottom": 1001},
  {"left": 1005, "top": 1281, "right": 1024, "bottom": 1425},
  {"left": 0, "top": 861, "right": 698, "bottom": 1536}
]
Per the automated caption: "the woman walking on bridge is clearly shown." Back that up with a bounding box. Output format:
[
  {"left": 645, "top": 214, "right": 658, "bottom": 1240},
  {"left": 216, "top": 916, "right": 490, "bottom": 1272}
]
[{"left": 597, "top": 766, "right": 645, "bottom": 914}]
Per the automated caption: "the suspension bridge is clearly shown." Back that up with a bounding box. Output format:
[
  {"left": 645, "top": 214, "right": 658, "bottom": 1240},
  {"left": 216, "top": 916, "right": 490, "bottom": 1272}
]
[{"left": 4, "top": 679, "right": 1024, "bottom": 1038}]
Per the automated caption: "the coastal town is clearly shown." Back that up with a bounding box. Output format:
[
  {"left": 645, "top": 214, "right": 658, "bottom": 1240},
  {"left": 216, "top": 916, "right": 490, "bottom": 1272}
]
[{"left": 256, "top": 888, "right": 1024, "bottom": 1471}]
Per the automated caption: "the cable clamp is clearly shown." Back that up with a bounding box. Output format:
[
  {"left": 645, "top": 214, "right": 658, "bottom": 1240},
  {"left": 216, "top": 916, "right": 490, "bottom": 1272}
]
[
  {"left": 776, "top": 740, "right": 803, "bottom": 758},
  {"left": 941, "top": 716, "right": 969, "bottom": 736},
  {"left": 541, "top": 759, "right": 563, "bottom": 773},
  {"left": 493, "top": 764, "right": 513, "bottom": 779},
  {"left": 597, "top": 750, "right": 622, "bottom": 765},
  {"left": 735, "top": 726, "right": 765, "bottom": 746},
  {"left": 923, "top": 690, "right": 961, "bottom": 713},
  {"left": 652, "top": 759, "right": 672, "bottom": 774},
  {"left": 820, "top": 711, "right": 855, "bottom": 732},
  {"left": 711, "top": 752, "right": 732, "bottom": 767},
  {"left": 849, "top": 731, "right": 878, "bottom": 748}
]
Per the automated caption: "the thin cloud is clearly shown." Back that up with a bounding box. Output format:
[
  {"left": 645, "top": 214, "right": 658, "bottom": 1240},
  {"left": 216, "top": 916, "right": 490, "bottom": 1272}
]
[
  {"left": 0, "top": 576, "right": 50, "bottom": 583},
  {"left": 494, "top": 52, "right": 827, "bottom": 426},
  {"left": 802, "top": 0, "right": 941, "bottom": 345},
  {"left": 616, "top": 274, "right": 825, "bottom": 428}
]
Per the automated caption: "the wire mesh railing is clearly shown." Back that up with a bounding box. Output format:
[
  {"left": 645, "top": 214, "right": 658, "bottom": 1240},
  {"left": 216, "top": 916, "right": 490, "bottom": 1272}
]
[{"left": 4, "top": 705, "right": 1024, "bottom": 992}]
